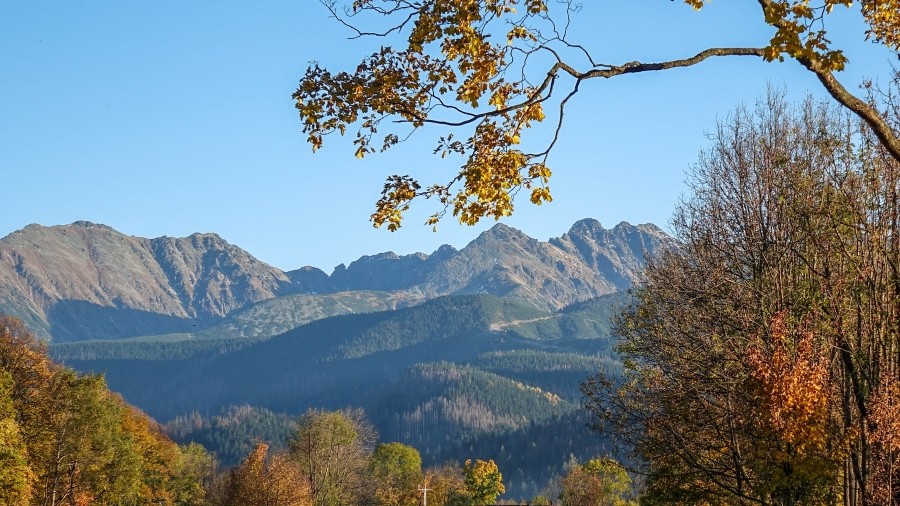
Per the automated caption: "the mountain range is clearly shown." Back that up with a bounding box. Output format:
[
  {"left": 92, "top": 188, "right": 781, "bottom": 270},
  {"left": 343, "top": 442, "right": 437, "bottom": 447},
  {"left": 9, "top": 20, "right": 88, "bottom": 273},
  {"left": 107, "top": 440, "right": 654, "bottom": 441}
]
[{"left": 0, "top": 219, "right": 672, "bottom": 342}]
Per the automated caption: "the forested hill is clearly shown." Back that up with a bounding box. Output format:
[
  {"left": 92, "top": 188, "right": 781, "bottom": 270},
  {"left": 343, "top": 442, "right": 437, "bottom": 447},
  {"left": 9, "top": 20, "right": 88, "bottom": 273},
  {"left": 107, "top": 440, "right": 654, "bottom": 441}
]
[
  {"left": 59, "top": 293, "right": 627, "bottom": 419},
  {"left": 1, "top": 219, "right": 670, "bottom": 341},
  {"left": 58, "top": 292, "right": 629, "bottom": 497}
]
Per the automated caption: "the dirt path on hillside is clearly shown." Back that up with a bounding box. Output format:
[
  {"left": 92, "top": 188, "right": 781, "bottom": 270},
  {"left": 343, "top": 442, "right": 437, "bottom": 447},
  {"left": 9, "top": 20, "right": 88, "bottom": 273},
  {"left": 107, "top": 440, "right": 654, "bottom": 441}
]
[{"left": 489, "top": 316, "right": 554, "bottom": 331}]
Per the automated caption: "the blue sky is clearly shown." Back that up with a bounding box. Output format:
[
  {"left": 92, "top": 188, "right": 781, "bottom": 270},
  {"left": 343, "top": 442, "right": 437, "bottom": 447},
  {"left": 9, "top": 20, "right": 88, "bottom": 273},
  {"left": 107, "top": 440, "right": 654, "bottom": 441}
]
[{"left": 1, "top": 1, "right": 895, "bottom": 272}]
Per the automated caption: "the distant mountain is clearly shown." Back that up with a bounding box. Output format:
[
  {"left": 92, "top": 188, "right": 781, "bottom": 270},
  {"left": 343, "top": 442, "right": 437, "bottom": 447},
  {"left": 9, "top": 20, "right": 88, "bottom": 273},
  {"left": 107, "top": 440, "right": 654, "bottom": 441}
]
[
  {"left": 0, "top": 219, "right": 671, "bottom": 342},
  {"left": 5, "top": 218, "right": 669, "bottom": 498},
  {"left": 0, "top": 221, "right": 299, "bottom": 341},
  {"left": 322, "top": 219, "right": 672, "bottom": 310}
]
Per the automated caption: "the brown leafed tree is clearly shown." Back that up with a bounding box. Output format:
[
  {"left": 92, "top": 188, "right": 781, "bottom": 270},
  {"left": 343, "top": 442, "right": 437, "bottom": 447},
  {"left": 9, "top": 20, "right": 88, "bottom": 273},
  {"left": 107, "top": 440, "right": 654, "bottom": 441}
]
[
  {"left": 583, "top": 91, "right": 900, "bottom": 505},
  {"left": 868, "top": 375, "right": 900, "bottom": 504},
  {"left": 296, "top": 0, "right": 900, "bottom": 229},
  {"left": 230, "top": 442, "right": 313, "bottom": 506},
  {"left": 289, "top": 408, "right": 377, "bottom": 506},
  {"left": 421, "top": 464, "right": 466, "bottom": 506}
]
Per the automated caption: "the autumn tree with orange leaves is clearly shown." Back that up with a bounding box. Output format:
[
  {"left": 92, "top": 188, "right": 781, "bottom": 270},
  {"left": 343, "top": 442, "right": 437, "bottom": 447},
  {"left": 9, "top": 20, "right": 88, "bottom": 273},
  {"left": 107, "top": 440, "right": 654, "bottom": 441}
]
[
  {"left": 743, "top": 312, "right": 849, "bottom": 503},
  {"left": 296, "top": 0, "right": 900, "bottom": 230},
  {"left": 225, "top": 442, "right": 312, "bottom": 506}
]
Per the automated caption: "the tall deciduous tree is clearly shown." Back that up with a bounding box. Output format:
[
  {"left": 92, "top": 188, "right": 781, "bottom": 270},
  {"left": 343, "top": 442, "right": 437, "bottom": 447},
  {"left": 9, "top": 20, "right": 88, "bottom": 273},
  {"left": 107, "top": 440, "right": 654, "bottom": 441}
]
[
  {"left": 583, "top": 92, "right": 900, "bottom": 505},
  {"left": 0, "top": 315, "right": 209, "bottom": 506},
  {"left": 463, "top": 459, "right": 505, "bottom": 505},
  {"left": 289, "top": 408, "right": 377, "bottom": 506},
  {"left": 170, "top": 442, "right": 216, "bottom": 506},
  {"left": 296, "top": 0, "right": 900, "bottom": 229}
]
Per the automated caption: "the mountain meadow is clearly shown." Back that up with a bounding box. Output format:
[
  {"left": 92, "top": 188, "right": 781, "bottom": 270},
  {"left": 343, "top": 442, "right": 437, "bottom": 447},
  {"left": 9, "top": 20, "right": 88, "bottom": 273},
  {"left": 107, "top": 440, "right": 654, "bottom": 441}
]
[{"left": 0, "top": 218, "right": 667, "bottom": 504}]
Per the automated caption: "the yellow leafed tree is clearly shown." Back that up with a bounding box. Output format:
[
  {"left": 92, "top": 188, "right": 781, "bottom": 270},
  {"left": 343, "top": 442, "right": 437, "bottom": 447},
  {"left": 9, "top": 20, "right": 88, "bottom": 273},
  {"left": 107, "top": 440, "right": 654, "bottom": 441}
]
[{"left": 296, "top": 0, "right": 900, "bottom": 229}]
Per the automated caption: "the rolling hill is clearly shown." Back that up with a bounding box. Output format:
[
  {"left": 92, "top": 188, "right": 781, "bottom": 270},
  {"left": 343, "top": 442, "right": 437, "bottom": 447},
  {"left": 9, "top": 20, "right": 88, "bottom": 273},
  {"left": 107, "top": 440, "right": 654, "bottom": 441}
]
[{"left": 57, "top": 292, "right": 630, "bottom": 497}]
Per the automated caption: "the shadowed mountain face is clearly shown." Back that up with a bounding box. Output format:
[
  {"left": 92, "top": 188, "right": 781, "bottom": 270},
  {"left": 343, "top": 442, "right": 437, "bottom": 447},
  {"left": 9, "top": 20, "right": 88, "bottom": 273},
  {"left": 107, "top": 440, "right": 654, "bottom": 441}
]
[{"left": 0, "top": 219, "right": 673, "bottom": 341}]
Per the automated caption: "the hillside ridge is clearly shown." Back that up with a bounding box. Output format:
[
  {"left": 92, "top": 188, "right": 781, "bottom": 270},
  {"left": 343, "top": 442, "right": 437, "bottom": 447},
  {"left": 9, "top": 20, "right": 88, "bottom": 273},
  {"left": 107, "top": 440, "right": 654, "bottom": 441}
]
[{"left": 0, "top": 219, "right": 672, "bottom": 341}]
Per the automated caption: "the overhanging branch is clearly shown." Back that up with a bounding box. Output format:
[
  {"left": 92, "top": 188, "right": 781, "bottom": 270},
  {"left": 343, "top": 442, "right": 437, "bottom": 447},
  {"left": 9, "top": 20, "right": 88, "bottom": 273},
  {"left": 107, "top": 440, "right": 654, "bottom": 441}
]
[
  {"left": 579, "top": 47, "right": 768, "bottom": 79},
  {"left": 754, "top": 0, "right": 900, "bottom": 161},
  {"left": 402, "top": 47, "right": 767, "bottom": 128}
]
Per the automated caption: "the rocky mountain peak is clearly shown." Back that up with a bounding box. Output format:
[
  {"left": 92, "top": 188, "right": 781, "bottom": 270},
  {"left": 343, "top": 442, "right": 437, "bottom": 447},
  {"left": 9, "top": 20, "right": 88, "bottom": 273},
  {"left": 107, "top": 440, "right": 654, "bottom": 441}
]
[
  {"left": 431, "top": 244, "right": 458, "bottom": 261},
  {"left": 71, "top": 220, "right": 110, "bottom": 229},
  {"left": 0, "top": 218, "right": 672, "bottom": 342},
  {"left": 567, "top": 217, "right": 604, "bottom": 233},
  {"left": 476, "top": 222, "right": 532, "bottom": 243}
]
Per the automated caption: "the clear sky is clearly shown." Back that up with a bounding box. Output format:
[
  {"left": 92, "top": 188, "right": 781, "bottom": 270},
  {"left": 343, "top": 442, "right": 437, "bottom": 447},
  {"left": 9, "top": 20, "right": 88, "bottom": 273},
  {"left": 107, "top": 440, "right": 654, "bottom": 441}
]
[{"left": 1, "top": 1, "right": 895, "bottom": 272}]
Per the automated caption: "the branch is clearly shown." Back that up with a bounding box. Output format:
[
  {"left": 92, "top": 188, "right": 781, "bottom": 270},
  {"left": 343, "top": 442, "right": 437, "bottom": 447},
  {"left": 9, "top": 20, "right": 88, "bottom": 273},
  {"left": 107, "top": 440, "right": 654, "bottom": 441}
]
[
  {"left": 392, "top": 69, "right": 559, "bottom": 127},
  {"left": 754, "top": 0, "right": 900, "bottom": 161},
  {"left": 320, "top": 0, "right": 418, "bottom": 39},
  {"left": 802, "top": 60, "right": 900, "bottom": 162},
  {"left": 579, "top": 47, "right": 767, "bottom": 80},
  {"left": 394, "top": 47, "right": 766, "bottom": 128}
]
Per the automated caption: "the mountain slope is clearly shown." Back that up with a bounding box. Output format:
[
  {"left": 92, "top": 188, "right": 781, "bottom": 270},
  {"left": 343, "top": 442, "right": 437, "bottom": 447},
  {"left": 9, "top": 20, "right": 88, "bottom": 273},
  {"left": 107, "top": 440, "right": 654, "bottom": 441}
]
[
  {"left": 1, "top": 219, "right": 670, "bottom": 342},
  {"left": 59, "top": 292, "right": 627, "bottom": 499},
  {"left": 0, "top": 221, "right": 296, "bottom": 341},
  {"left": 325, "top": 219, "right": 671, "bottom": 310},
  {"left": 59, "top": 294, "right": 619, "bottom": 419}
]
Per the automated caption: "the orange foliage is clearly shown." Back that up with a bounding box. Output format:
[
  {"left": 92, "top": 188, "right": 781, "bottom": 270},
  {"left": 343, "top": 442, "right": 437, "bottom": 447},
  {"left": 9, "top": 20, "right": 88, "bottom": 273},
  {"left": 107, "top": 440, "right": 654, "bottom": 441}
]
[
  {"left": 743, "top": 311, "right": 847, "bottom": 501},
  {"left": 745, "top": 311, "right": 831, "bottom": 453},
  {"left": 868, "top": 375, "right": 900, "bottom": 504}
]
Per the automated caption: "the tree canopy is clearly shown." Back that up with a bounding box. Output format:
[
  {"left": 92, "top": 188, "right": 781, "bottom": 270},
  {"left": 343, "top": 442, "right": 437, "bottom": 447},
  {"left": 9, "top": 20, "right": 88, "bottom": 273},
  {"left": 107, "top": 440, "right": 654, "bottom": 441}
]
[
  {"left": 296, "top": 0, "right": 900, "bottom": 229},
  {"left": 559, "top": 457, "right": 636, "bottom": 506},
  {"left": 289, "top": 408, "right": 377, "bottom": 506},
  {"left": 0, "top": 314, "right": 215, "bottom": 505},
  {"left": 583, "top": 91, "right": 900, "bottom": 504},
  {"left": 462, "top": 458, "right": 505, "bottom": 505},
  {"left": 370, "top": 442, "right": 423, "bottom": 506}
]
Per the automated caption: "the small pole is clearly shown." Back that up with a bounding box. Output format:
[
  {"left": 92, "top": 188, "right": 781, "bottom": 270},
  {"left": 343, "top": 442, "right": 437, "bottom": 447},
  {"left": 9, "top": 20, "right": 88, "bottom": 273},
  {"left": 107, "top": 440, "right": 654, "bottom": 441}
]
[{"left": 418, "top": 480, "right": 431, "bottom": 506}]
